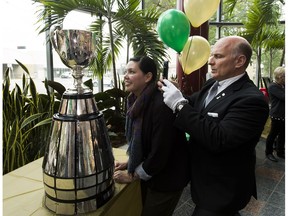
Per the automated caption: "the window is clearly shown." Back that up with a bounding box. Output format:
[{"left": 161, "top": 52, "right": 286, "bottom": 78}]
[
  {"left": 1, "top": 1, "right": 112, "bottom": 93},
  {"left": 2, "top": 0, "right": 47, "bottom": 93}
]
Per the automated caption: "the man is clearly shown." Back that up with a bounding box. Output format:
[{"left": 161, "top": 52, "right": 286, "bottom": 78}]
[{"left": 158, "top": 36, "right": 269, "bottom": 216}]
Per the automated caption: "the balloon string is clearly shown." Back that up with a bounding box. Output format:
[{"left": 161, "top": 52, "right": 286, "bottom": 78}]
[
  {"left": 199, "top": 26, "right": 202, "bottom": 75},
  {"left": 184, "top": 37, "right": 193, "bottom": 73}
]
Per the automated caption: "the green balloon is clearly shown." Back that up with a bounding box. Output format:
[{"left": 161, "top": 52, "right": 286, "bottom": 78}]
[{"left": 157, "top": 9, "right": 190, "bottom": 53}]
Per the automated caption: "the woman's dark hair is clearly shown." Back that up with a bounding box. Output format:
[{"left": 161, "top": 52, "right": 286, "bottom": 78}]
[{"left": 129, "top": 56, "right": 157, "bottom": 82}]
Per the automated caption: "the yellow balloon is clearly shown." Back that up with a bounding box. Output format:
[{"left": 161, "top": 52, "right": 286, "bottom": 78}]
[
  {"left": 179, "top": 36, "right": 210, "bottom": 75},
  {"left": 184, "top": 0, "right": 220, "bottom": 27}
]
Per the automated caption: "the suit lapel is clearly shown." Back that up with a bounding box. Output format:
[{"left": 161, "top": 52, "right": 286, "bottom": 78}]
[
  {"left": 202, "top": 73, "right": 251, "bottom": 110},
  {"left": 204, "top": 87, "right": 233, "bottom": 109}
]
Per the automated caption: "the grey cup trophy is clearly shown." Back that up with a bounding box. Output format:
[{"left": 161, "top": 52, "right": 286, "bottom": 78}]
[{"left": 42, "top": 26, "right": 115, "bottom": 215}]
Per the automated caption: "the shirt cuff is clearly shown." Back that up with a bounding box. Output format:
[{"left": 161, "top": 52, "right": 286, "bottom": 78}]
[{"left": 135, "top": 163, "right": 152, "bottom": 181}]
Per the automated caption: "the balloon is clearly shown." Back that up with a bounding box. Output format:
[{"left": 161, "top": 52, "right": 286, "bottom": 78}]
[
  {"left": 179, "top": 36, "right": 210, "bottom": 75},
  {"left": 184, "top": 0, "right": 220, "bottom": 27},
  {"left": 157, "top": 9, "right": 190, "bottom": 53}
]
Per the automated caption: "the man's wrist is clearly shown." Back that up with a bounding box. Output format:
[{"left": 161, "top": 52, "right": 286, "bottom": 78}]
[
  {"left": 135, "top": 163, "right": 151, "bottom": 181},
  {"left": 175, "top": 99, "right": 188, "bottom": 113}
]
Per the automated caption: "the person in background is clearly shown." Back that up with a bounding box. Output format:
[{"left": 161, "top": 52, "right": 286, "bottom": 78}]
[
  {"left": 265, "top": 66, "right": 285, "bottom": 162},
  {"left": 158, "top": 36, "right": 269, "bottom": 216},
  {"left": 113, "top": 56, "right": 190, "bottom": 216}
]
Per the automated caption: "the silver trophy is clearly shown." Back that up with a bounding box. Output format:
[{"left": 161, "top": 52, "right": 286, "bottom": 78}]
[{"left": 42, "top": 26, "right": 115, "bottom": 215}]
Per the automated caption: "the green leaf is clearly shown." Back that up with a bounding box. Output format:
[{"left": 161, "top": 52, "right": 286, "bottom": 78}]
[
  {"left": 29, "top": 77, "right": 38, "bottom": 106},
  {"left": 33, "top": 118, "right": 52, "bottom": 128},
  {"left": 94, "top": 92, "right": 111, "bottom": 102},
  {"left": 5, "top": 121, "right": 18, "bottom": 172},
  {"left": 22, "top": 118, "right": 52, "bottom": 138},
  {"left": 101, "top": 98, "right": 117, "bottom": 108},
  {"left": 83, "top": 79, "right": 93, "bottom": 90},
  {"left": 20, "top": 113, "right": 44, "bottom": 130},
  {"left": 46, "top": 80, "right": 66, "bottom": 97},
  {"left": 43, "top": 79, "right": 51, "bottom": 98},
  {"left": 15, "top": 59, "right": 30, "bottom": 75},
  {"left": 105, "top": 88, "right": 128, "bottom": 98},
  {"left": 3, "top": 68, "right": 11, "bottom": 95},
  {"left": 14, "top": 85, "right": 23, "bottom": 117}
]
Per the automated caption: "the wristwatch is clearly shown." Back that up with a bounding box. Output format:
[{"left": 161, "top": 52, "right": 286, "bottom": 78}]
[{"left": 175, "top": 99, "right": 188, "bottom": 113}]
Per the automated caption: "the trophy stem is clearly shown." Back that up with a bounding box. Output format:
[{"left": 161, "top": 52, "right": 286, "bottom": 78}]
[{"left": 70, "top": 66, "right": 87, "bottom": 93}]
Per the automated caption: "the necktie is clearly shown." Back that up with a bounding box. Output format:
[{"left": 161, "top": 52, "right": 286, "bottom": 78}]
[{"left": 205, "top": 81, "right": 219, "bottom": 107}]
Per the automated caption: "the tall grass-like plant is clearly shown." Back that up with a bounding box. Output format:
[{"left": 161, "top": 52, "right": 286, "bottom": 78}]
[{"left": 2, "top": 60, "right": 60, "bottom": 174}]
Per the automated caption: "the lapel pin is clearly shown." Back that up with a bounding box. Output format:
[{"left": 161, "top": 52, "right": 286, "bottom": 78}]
[{"left": 216, "top": 93, "right": 225, "bottom": 100}]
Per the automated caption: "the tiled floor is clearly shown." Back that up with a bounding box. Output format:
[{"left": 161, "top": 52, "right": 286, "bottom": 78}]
[{"left": 173, "top": 137, "right": 285, "bottom": 216}]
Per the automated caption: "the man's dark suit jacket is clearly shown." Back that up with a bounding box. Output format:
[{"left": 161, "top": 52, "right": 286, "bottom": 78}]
[{"left": 174, "top": 73, "right": 269, "bottom": 213}]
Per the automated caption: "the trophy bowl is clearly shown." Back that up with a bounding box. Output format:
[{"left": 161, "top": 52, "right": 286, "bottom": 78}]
[{"left": 50, "top": 26, "right": 96, "bottom": 93}]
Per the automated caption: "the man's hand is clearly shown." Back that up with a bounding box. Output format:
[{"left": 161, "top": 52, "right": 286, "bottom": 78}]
[{"left": 157, "top": 79, "right": 186, "bottom": 112}]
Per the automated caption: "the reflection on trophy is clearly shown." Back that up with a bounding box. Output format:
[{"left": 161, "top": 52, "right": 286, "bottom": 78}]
[{"left": 42, "top": 26, "right": 115, "bottom": 215}]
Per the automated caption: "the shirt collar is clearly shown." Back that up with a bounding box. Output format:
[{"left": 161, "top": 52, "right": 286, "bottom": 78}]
[{"left": 218, "top": 73, "right": 245, "bottom": 91}]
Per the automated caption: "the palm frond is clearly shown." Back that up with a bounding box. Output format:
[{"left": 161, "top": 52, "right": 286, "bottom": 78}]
[
  {"left": 261, "top": 26, "right": 285, "bottom": 50},
  {"left": 131, "top": 30, "right": 168, "bottom": 69},
  {"left": 224, "top": 0, "right": 240, "bottom": 15},
  {"left": 241, "top": 0, "right": 282, "bottom": 47}
]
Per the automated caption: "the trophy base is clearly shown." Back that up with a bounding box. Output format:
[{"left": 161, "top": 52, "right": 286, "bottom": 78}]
[
  {"left": 43, "top": 183, "right": 115, "bottom": 215},
  {"left": 43, "top": 90, "right": 115, "bottom": 215}
]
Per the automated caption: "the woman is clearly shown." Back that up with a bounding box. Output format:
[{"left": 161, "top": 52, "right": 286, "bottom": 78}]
[
  {"left": 265, "top": 66, "right": 285, "bottom": 162},
  {"left": 113, "top": 56, "right": 189, "bottom": 216}
]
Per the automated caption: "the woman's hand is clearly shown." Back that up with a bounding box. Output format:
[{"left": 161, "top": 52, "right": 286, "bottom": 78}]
[
  {"left": 114, "top": 161, "right": 128, "bottom": 171},
  {"left": 113, "top": 170, "right": 133, "bottom": 183}
]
